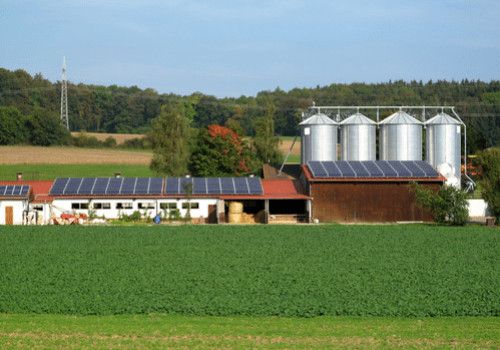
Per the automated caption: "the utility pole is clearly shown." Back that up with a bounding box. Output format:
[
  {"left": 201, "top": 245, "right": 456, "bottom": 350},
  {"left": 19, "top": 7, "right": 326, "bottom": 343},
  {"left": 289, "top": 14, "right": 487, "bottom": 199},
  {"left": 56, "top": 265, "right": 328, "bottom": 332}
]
[{"left": 60, "top": 56, "right": 69, "bottom": 130}]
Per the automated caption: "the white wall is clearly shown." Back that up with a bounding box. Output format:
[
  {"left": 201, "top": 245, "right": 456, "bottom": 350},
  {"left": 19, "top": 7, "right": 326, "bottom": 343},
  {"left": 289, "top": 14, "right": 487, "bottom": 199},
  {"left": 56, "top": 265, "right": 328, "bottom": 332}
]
[
  {"left": 50, "top": 198, "right": 218, "bottom": 220},
  {"left": 467, "top": 199, "right": 490, "bottom": 221},
  {"left": 0, "top": 200, "right": 27, "bottom": 225}
]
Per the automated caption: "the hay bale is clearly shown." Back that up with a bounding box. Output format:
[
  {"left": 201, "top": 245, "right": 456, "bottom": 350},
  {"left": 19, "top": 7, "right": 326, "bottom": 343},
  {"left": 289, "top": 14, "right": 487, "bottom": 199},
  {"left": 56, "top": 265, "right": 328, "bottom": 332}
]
[
  {"left": 228, "top": 213, "right": 242, "bottom": 224},
  {"left": 228, "top": 202, "right": 243, "bottom": 214}
]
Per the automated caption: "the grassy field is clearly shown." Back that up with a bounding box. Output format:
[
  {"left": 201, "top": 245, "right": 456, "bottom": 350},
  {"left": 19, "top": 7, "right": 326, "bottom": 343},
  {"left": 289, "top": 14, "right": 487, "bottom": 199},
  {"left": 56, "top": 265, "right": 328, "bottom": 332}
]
[
  {"left": 0, "top": 164, "right": 154, "bottom": 180},
  {"left": 0, "top": 314, "right": 498, "bottom": 349},
  {"left": 0, "top": 225, "right": 497, "bottom": 317}
]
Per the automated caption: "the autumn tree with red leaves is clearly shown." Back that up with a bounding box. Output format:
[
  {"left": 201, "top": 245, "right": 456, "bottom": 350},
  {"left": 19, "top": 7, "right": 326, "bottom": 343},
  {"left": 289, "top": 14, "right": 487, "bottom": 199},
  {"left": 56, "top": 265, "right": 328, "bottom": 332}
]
[{"left": 189, "top": 124, "right": 258, "bottom": 176}]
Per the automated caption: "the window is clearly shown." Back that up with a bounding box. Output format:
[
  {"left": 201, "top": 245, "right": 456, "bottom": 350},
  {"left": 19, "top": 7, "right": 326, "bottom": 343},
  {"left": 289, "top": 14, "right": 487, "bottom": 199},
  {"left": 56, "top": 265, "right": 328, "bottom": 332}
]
[
  {"left": 182, "top": 202, "right": 199, "bottom": 209},
  {"left": 93, "top": 202, "right": 111, "bottom": 210},
  {"left": 116, "top": 202, "right": 133, "bottom": 209},
  {"left": 138, "top": 202, "right": 155, "bottom": 209},
  {"left": 160, "top": 202, "right": 177, "bottom": 210},
  {"left": 71, "top": 203, "right": 89, "bottom": 210}
]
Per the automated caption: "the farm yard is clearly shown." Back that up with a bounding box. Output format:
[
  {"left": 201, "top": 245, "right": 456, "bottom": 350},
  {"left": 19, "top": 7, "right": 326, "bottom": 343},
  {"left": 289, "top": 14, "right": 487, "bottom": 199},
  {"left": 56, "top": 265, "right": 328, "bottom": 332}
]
[{"left": 0, "top": 224, "right": 498, "bottom": 349}]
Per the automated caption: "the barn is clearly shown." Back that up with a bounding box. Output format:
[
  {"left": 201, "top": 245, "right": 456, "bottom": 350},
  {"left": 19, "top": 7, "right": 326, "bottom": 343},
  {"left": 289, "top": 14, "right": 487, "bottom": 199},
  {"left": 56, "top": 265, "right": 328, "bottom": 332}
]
[{"left": 300, "top": 160, "right": 445, "bottom": 223}]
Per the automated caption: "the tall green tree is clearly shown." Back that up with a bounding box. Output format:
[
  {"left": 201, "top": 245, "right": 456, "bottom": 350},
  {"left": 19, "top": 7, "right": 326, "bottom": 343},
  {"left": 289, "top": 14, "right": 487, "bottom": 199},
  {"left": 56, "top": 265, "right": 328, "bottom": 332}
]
[
  {"left": 26, "top": 108, "right": 70, "bottom": 146},
  {"left": 150, "top": 102, "right": 191, "bottom": 176},
  {"left": 477, "top": 147, "right": 500, "bottom": 221},
  {"left": 0, "top": 106, "right": 27, "bottom": 145},
  {"left": 253, "top": 102, "right": 282, "bottom": 164}
]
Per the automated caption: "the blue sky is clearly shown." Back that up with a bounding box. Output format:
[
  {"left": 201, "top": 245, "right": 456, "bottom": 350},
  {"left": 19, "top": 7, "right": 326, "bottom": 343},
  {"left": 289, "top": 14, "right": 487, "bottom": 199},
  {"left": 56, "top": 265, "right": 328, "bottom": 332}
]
[{"left": 1, "top": 0, "right": 499, "bottom": 97}]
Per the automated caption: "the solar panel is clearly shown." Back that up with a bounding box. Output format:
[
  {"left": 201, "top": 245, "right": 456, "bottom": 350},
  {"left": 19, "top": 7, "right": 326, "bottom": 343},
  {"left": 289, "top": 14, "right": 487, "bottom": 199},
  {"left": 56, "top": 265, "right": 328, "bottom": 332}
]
[
  {"left": 92, "top": 178, "right": 110, "bottom": 195},
  {"left": 307, "top": 161, "right": 328, "bottom": 177},
  {"left": 135, "top": 178, "right": 149, "bottom": 195},
  {"left": 388, "top": 161, "right": 412, "bottom": 177},
  {"left": 247, "top": 177, "right": 263, "bottom": 194},
  {"left": 307, "top": 161, "right": 441, "bottom": 179},
  {"left": 121, "top": 178, "right": 136, "bottom": 195},
  {"left": 64, "top": 178, "right": 83, "bottom": 195},
  {"left": 78, "top": 178, "right": 96, "bottom": 195},
  {"left": 220, "top": 178, "right": 235, "bottom": 194},
  {"left": 50, "top": 178, "right": 69, "bottom": 195},
  {"left": 0, "top": 185, "right": 30, "bottom": 197},
  {"left": 349, "top": 161, "right": 370, "bottom": 177},
  {"left": 193, "top": 177, "right": 207, "bottom": 194},
  {"left": 376, "top": 161, "right": 398, "bottom": 177},
  {"left": 403, "top": 161, "right": 426, "bottom": 177},
  {"left": 149, "top": 178, "right": 163, "bottom": 194},
  {"left": 322, "top": 161, "right": 342, "bottom": 177},
  {"left": 234, "top": 177, "right": 249, "bottom": 194},
  {"left": 336, "top": 161, "right": 356, "bottom": 177},
  {"left": 107, "top": 177, "right": 123, "bottom": 195},
  {"left": 207, "top": 178, "right": 221, "bottom": 194},
  {"left": 363, "top": 161, "right": 384, "bottom": 177},
  {"left": 180, "top": 177, "right": 193, "bottom": 194},
  {"left": 165, "top": 177, "right": 180, "bottom": 194}
]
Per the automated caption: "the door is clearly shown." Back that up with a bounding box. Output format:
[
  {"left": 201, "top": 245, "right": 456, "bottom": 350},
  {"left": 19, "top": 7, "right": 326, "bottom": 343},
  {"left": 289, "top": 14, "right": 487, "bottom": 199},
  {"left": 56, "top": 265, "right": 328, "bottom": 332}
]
[
  {"left": 5, "top": 206, "right": 13, "bottom": 225},
  {"left": 208, "top": 205, "right": 217, "bottom": 224}
]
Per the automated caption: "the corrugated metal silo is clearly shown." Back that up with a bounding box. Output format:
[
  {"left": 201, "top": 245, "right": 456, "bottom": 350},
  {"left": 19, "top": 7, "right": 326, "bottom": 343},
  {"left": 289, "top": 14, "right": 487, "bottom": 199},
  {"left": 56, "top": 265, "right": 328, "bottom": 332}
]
[
  {"left": 425, "top": 112, "right": 462, "bottom": 180},
  {"left": 379, "top": 111, "right": 423, "bottom": 161},
  {"left": 299, "top": 113, "right": 338, "bottom": 164},
  {"left": 340, "top": 112, "right": 376, "bottom": 160}
]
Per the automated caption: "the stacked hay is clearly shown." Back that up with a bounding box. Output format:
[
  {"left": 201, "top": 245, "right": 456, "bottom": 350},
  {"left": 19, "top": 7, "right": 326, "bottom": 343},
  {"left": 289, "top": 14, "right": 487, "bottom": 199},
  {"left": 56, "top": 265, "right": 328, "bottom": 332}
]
[{"left": 228, "top": 202, "right": 243, "bottom": 224}]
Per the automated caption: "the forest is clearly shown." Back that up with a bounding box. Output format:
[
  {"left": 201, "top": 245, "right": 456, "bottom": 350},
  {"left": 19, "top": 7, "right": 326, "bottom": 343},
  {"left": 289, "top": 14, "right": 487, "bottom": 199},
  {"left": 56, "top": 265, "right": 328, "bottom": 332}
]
[{"left": 0, "top": 67, "right": 498, "bottom": 153}]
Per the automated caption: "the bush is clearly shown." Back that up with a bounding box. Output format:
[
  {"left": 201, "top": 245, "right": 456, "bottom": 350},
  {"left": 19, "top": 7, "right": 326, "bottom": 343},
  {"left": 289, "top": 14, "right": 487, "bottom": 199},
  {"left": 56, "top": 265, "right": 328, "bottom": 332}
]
[
  {"left": 477, "top": 148, "right": 500, "bottom": 221},
  {"left": 121, "top": 137, "right": 151, "bottom": 149},
  {"left": 413, "top": 184, "right": 469, "bottom": 225},
  {"left": 119, "top": 211, "right": 143, "bottom": 222}
]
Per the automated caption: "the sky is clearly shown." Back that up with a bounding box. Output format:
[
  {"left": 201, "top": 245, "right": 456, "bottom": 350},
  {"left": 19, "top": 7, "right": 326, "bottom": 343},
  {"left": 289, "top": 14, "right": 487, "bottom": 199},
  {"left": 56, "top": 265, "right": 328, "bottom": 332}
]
[{"left": 1, "top": 0, "right": 499, "bottom": 97}]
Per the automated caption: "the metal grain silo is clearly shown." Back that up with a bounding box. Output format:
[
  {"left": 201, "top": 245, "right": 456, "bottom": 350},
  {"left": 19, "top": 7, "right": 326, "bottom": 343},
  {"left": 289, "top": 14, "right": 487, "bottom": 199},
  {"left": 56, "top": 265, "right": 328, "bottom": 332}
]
[
  {"left": 299, "top": 113, "right": 338, "bottom": 164},
  {"left": 425, "top": 112, "right": 462, "bottom": 180},
  {"left": 379, "top": 111, "right": 423, "bottom": 161},
  {"left": 340, "top": 112, "right": 376, "bottom": 160}
]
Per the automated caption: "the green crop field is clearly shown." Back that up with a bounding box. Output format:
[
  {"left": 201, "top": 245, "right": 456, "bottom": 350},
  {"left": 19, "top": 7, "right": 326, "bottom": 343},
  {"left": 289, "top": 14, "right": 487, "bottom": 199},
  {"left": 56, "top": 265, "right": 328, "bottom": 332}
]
[
  {"left": 0, "top": 225, "right": 497, "bottom": 317},
  {"left": 0, "top": 164, "right": 154, "bottom": 180},
  {"left": 0, "top": 314, "right": 498, "bottom": 349}
]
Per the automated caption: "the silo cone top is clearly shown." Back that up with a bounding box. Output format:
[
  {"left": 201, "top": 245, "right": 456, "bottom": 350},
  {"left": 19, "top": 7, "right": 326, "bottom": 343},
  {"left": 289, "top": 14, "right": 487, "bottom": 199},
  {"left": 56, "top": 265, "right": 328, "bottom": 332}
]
[
  {"left": 340, "top": 112, "right": 376, "bottom": 125},
  {"left": 425, "top": 112, "right": 461, "bottom": 125},
  {"left": 299, "top": 113, "right": 338, "bottom": 125},
  {"left": 379, "top": 111, "right": 422, "bottom": 125}
]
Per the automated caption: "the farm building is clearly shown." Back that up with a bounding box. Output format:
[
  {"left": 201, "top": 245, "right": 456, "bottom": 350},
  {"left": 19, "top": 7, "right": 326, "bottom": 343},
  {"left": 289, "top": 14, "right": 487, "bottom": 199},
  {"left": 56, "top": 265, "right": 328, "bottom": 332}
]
[
  {"left": 300, "top": 161, "right": 444, "bottom": 222},
  {"left": 0, "top": 185, "right": 30, "bottom": 225},
  {"left": 0, "top": 176, "right": 309, "bottom": 225}
]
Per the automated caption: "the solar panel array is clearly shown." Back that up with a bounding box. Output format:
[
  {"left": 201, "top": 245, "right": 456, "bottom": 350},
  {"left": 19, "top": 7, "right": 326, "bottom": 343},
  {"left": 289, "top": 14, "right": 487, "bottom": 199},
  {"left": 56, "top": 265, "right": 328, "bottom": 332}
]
[
  {"left": 50, "top": 177, "right": 163, "bottom": 196},
  {"left": 0, "top": 185, "right": 30, "bottom": 197},
  {"left": 165, "top": 177, "right": 262, "bottom": 195},
  {"left": 307, "top": 161, "right": 439, "bottom": 178},
  {"left": 49, "top": 177, "right": 263, "bottom": 196}
]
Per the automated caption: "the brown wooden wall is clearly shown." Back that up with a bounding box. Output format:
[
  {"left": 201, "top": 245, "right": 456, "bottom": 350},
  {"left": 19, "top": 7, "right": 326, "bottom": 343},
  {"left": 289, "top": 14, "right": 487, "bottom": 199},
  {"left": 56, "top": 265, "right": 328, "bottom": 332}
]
[{"left": 310, "top": 181, "right": 441, "bottom": 223}]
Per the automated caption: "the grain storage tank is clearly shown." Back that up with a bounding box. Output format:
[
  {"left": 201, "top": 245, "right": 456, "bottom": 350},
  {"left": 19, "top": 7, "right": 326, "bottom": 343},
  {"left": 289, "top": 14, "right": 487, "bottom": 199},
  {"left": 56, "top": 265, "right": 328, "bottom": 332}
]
[
  {"left": 379, "top": 110, "right": 423, "bottom": 161},
  {"left": 299, "top": 112, "right": 338, "bottom": 164},
  {"left": 425, "top": 112, "right": 462, "bottom": 184},
  {"left": 340, "top": 112, "right": 376, "bottom": 160}
]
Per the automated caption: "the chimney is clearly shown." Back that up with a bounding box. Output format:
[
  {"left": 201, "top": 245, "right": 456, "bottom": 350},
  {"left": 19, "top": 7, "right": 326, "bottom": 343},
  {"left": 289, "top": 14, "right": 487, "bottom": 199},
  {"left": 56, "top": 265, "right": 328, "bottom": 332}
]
[
  {"left": 16, "top": 172, "right": 23, "bottom": 181},
  {"left": 114, "top": 172, "right": 122, "bottom": 178}
]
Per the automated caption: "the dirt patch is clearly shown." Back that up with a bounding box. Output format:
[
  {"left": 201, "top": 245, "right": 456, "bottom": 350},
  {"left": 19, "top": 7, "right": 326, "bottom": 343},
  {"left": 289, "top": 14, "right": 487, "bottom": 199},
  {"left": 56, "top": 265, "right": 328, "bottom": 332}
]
[{"left": 0, "top": 146, "right": 152, "bottom": 165}]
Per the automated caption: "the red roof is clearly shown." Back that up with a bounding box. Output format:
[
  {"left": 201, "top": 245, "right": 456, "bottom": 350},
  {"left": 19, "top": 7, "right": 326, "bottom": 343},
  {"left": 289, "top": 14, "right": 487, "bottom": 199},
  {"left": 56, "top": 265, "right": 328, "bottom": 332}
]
[
  {"left": 0, "top": 180, "right": 54, "bottom": 203},
  {"left": 261, "top": 179, "right": 309, "bottom": 199}
]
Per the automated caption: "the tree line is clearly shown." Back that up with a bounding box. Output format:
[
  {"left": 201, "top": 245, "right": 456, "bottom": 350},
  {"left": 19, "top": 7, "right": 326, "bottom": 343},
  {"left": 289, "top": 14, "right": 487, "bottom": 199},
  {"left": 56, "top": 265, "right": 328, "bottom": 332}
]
[{"left": 0, "top": 67, "right": 499, "bottom": 153}]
